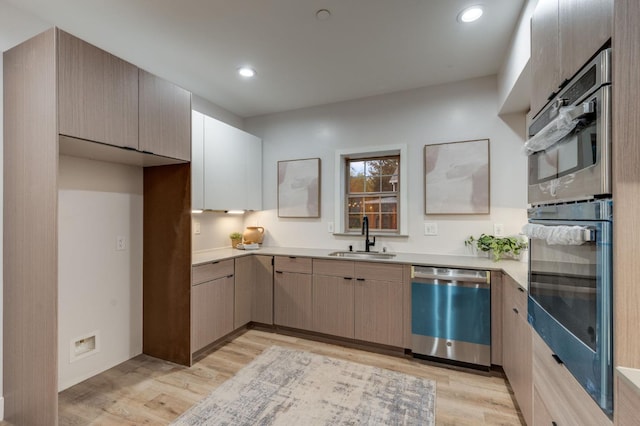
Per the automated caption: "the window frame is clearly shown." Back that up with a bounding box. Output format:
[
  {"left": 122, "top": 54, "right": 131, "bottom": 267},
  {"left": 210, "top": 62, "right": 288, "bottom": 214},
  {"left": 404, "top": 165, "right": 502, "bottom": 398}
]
[{"left": 334, "top": 144, "right": 408, "bottom": 236}]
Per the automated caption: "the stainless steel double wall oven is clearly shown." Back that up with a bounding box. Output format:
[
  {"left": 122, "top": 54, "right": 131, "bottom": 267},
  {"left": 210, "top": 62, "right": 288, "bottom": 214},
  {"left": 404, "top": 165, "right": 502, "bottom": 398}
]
[{"left": 525, "top": 48, "right": 613, "bottom": 415}]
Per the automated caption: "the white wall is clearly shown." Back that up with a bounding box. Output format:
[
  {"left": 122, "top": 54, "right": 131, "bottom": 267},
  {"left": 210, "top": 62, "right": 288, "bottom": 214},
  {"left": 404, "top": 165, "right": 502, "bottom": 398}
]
[
  {"left": 57, "top": 155, "right": 143, "bottom": 391},
  {"left": 244, "top": 76, "right": 528, "bottom": 255}
]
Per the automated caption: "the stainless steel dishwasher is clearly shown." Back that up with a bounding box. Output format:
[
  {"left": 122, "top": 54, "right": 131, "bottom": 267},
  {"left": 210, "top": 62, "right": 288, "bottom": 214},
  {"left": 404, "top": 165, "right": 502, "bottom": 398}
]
[{"left": 411, "top": 266, "right": 491, "bottom": 367}]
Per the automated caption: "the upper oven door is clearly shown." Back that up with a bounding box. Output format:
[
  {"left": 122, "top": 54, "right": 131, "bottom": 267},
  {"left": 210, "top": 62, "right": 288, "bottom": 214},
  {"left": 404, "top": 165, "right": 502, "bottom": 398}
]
[{"left": 528, "top": 85, "right": 611, "bottom": 205}]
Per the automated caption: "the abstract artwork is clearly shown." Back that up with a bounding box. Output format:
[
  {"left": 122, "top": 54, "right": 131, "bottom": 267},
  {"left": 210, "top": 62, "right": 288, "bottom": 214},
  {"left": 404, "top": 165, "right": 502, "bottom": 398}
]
[
  {"left": 424, "top": 139, "right": 490, "bottom": 214},
  {"left": 278, "top": 158, "right": 321, "bottom": 218}
]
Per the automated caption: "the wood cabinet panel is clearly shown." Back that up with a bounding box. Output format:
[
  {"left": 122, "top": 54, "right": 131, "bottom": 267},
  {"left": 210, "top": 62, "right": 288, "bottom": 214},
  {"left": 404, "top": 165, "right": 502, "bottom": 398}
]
[
  {"left": 274, "top": 256, "right": 312, "bottom": 274},
  {"left": 313, "top": 259, "right": 354, "bottom": 277},
  {"left": 354, "top": 261, "right": 403, "bottom": 282},
  {"left": 234, "top": 256, "right": 252, "bottom": 329},
  {"left": 57, "top": 29, "right": 139, "bottom": 149},
  {"left": 532, "top": 387, "right": 554, "bottom": 426},
  {"left": 312, "top": 275, "right": 355, "bottom": 338},
  {"left": 192, "top": 276, "right": 234, "bottom": 352},
  {"left": 490, "top": 272, "right": 502, "bottom": 365},
  {"left": 139, "top": 69, "right": 191, "bottom": 161},
  {"left": 615, "top": 371, "right": 640, "bottom": 426},
  {"left": 531, "top": 0, "right": 560, "bottom": 117},
  {"left": 559, "top": 0, "right": 612, "bottom": 83},
  {"left": 502, "top": 274, "right": 532, "bottom": 426},
  {"left": 193, "top": 259, "right": 234, "bottom": 285},
  {"left": 612, "top": 0, "right": 640, "bottom": 370},
  {"left": 274, "top": 271, "right": 312, "bottom": 330},
  {"left": 143, "top": 164, "right": 192, "bottom": 366},
  {"left": 3, "top": 27, "right": 59, "bottom": 425},
  {"left": 532, "top": 331, "right": 612, "bottom": 426},
  {"left": 354, "top": 278, "right": 403, "bottom": 347},
  {"left": 252, "top": 255, "right": 274, "bottom": 324}
]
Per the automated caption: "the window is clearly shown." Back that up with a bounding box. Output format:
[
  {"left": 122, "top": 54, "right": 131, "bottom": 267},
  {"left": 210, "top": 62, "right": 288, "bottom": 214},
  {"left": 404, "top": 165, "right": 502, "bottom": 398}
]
[
  {"left": 346, "top": 156, "right": 399, "bottom": 232},
  {"left": 334, "top": 144, "right": 407, "bottom": 236}
]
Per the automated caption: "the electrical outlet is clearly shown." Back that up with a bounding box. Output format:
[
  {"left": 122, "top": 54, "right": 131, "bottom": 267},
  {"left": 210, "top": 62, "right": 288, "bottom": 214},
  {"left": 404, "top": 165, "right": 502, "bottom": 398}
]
[
  {"left": 424, "top": 222, "right": 438, "bottom": 236},
  {"left": 194, "top": 221, "right": 201, "bottom": 235},
  {"left": 116, "top": 236, "right": 126, "bottom": 251},
  {"left": 493, "top": 223, "right": 504, "bottom": 237},
  {"left": 327, "top": 222, "right": 334, "bottom": 233}
]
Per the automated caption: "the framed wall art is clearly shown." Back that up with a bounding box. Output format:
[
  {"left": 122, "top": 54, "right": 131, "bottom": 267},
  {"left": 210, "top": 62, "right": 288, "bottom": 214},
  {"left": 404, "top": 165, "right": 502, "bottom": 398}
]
[
  {"left": 278, "top": 158, "right": 321, "bottom": 218},
  {"left": 424, "top": 139, "right": 490, "bottom": 215}
]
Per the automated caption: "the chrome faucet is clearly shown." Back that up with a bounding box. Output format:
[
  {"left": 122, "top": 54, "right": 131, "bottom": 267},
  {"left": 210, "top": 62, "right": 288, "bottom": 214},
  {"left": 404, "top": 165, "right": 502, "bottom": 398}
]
[{"left": 362, "top": 216, "right": 376, "bottom": 252}]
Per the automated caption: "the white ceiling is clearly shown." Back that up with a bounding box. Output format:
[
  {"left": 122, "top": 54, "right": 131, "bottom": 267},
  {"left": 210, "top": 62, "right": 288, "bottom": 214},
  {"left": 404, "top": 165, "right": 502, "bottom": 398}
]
[{"left": 1, "top": 0, "right": 525, "bottom": 118}]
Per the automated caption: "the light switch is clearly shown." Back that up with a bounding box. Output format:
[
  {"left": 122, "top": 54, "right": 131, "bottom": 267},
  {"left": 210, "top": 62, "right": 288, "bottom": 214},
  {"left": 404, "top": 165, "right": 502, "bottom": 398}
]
[
  {"left": 424, "top": 222, "right": 438, "bottom": 236},
  {"left": 194, "top": 222, "right": 201, "bottom": 235},
  {"left": 493, "top": 223, "right": 504, "bottom": 237}
]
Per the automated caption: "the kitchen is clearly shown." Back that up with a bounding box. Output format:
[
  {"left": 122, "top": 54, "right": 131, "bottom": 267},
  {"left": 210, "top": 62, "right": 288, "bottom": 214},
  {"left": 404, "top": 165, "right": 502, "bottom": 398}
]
[{"left": 2, "top": 0, "right": 640, "bottom": 425}]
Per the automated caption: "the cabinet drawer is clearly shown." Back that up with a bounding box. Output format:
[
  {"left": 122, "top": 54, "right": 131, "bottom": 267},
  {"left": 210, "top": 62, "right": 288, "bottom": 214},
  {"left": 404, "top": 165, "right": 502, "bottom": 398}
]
[
  {"left": 355, "top": 262, "right": 403, "bottom": 282},
  {"left": 532, "top": 332, "right": 611, "bottom": 426},
  {"left": 192, "top": 259, "right": 234, "bottom": 285},
  {"left": 313, "top": 259, "right": 354, "bottom": 277},
  {"left": 274, "top": 256, "right": 312, "bottom": 274}
]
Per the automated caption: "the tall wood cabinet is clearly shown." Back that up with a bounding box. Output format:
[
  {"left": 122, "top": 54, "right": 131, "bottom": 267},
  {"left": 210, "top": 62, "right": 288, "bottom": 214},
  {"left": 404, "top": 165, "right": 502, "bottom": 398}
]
[
  {"left": 3, "top": 28, "right": 192, "bottom": 424},
  {"left": 530, "top": 0, "right": 612, "bottom": 117},
  {"left": 501, "top": 275, "right": 532, "bottom": 426}
]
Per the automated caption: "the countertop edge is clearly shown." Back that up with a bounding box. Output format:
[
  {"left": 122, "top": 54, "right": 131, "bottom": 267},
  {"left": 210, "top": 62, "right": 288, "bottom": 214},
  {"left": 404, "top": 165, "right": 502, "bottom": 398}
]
[
  {"left": 617, "top": 367, "right": 640, "bottom": 397},
  {"left": 192, "top": 247, "right": 529, "bottom": 290}
]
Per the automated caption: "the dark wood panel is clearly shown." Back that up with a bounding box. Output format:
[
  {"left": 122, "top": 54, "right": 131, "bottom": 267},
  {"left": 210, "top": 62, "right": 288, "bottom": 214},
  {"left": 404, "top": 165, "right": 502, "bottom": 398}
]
[
  {"left": 139, "top": 70, "right": 191, "bottom": 161},
  {"left": 57, "top": 29, "right": 138, "bottom": 148},
  {"left": 143, "top": 164, "right": 191, "bottom": 365},
  {"left": 613, "top": 0, "right": 640, "bottom": 370},
  {"left": 3, "top": 28, "right": 59, "bottom": 425}
]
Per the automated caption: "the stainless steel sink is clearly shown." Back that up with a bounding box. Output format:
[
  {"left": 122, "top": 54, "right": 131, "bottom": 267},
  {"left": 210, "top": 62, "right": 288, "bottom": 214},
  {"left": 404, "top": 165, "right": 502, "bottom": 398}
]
[{"left": 328, "top": 251, "right": 396, "bottom": 260}]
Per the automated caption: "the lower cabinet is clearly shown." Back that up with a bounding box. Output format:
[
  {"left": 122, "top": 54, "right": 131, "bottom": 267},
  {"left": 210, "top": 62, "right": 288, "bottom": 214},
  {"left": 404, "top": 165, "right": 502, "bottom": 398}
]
[
  {"left": 502, "top": 274, "right": 533, "bottom": 425},
  {"left": 274, "top": 256, "right": 313, "bottom": 329},
  {"left": 312, "top": 259, "right": 355, "bottom": 338},
  {"left": 532, "top": 331, "right": 612, "bottom": 426},
  {"left": 192, "top": 259, "right": 234, "bottom": 353},
  {"left": 354, "top": 262, "right": 404, "bottom": 347},
  {"left": 251, "top": 255, "right": 274, "bottom": 324},
  {"left": 234, "top": 256, "right": 253, "bottom": 329},
  {"left": 615, "top": 369, "right": 640, "bottom": 426}
]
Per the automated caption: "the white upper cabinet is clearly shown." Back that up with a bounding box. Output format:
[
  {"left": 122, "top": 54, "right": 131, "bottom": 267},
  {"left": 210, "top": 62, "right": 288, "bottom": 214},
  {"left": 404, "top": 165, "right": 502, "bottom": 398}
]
[
  {"left": 191, "top": 111, "right": 205, "bottom": 210},
  {"left": 192, "top": 112, "right": 262, "bottom": 211}
]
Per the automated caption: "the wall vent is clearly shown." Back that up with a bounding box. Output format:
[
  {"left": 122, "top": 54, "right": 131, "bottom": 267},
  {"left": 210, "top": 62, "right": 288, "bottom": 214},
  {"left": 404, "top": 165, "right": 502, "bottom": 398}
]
[{"left": 70, "top": 331, "right": 100, "bottom": 363}]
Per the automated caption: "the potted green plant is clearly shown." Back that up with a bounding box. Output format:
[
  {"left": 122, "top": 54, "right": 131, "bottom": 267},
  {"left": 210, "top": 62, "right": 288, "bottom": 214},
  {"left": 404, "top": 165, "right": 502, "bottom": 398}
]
[
  {"left": 229, "top": 232, "right": 243, "bottom": 248},
  {"left": 465, "top": 233, "right": 528, "bottom": 261}
]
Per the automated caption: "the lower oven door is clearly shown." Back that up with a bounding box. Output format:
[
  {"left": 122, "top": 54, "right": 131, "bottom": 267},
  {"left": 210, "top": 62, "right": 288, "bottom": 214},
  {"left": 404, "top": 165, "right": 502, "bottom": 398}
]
[{"left": 526, "top": 212, "right": 612, "bottom": 414}]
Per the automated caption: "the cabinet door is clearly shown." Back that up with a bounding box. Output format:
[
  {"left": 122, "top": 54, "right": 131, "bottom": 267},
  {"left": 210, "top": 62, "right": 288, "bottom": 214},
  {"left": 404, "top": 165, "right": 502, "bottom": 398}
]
[
  {"left": 312, "top": 275, "right": 354, "bottom": 338},
  {"left": 234, "top": 256, "right": 253, "bottom": 329},
  {"left": 559, "top": 0, "right": 612, "bottom": 83},
  {"left": 191, "top": 276, "right": 234, "bottom": 352},
  {"left": 252, "top": 255, "right": 274, "bottom": 324},
  {"left": 57, "top": 29, "right": 138, "bottom": 149},
  {"left": 354, "top": 278, "right": 403, "bottom": 347},
  {"left": 139, "top": 69, "right": 191, "bottom": 161},
  {"left": 191, "top": 110, "right": 205, "bottom": 210},
  {"left": 530, "top": 0, "right": 560, "bottom": 117},
  {"left": 274, "top": 271, "right": 312, "bottom": 330}
]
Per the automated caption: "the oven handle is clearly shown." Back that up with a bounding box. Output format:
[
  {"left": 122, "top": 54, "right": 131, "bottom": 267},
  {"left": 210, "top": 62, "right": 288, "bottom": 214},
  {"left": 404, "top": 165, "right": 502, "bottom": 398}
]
[
  {"left": 524, "top": 101, "right": 595, "bottom": 155},
  {"left": 522, "top": 223, "right": 594, "bottom": 245}
]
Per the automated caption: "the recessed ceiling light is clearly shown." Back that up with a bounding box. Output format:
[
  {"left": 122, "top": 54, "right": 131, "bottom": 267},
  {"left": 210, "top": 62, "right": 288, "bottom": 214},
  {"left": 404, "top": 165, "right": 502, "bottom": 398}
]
[
  {"left": 458, "top": 5, "right": 483, "bottom": 23},
  {"left": 238, "top": 67, "right": 256, "bottom": 78}
]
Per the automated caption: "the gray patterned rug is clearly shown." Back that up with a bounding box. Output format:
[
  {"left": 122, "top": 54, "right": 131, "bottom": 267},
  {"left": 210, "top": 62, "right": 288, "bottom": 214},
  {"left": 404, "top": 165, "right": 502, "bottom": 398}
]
[{"left": 172, "top": 345, "right": 436, "bottom": 425}]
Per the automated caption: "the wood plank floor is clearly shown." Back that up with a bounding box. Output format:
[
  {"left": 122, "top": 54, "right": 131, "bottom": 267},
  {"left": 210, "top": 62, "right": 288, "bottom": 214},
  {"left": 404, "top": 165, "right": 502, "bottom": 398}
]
[{"left": 13, "top": 329, "right": 524, "bottom": 425}]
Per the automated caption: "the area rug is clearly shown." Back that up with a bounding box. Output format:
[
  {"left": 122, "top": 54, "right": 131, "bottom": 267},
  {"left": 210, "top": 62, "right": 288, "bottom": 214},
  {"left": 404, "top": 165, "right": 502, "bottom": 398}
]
[{"left": 172, "top": 346, "right": 436, "bottom": 425}]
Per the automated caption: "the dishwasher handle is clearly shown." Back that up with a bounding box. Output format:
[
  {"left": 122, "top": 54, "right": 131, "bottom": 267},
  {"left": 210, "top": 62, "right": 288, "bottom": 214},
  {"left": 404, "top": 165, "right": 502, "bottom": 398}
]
[
  {"left": 412, "top": 267, "right": 490, "bottom": 284},
  {"left": 413, "top": 273, "right": 489, "bottom": 284}
]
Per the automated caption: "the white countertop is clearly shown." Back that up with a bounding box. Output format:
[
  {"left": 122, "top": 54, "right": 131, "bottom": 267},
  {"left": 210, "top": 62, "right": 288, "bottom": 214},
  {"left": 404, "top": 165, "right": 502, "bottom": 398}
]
[{"left": 192, "top": 246, "right": 529, "bottom": 289}]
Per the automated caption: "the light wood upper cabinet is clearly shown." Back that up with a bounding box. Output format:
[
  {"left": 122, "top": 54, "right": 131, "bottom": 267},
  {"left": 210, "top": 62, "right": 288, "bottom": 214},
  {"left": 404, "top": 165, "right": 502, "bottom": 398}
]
[
  {"left": 530, "top": 0, "right": 612, "bottom": 118},
  {"left": 139, "top": 70, "right": 191, "bottom": 161},
  {"left": 530, "top": 0, "right": 560, "bottom": 118},
  {"left": 202, "top": 114, "right": 262, "bottom": 211},
  {"left": 57, "top": 29, "right": 138, "bottom": 149},
  {"left": 501, "top": 275, "right": 532, "bottom": 426}
]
